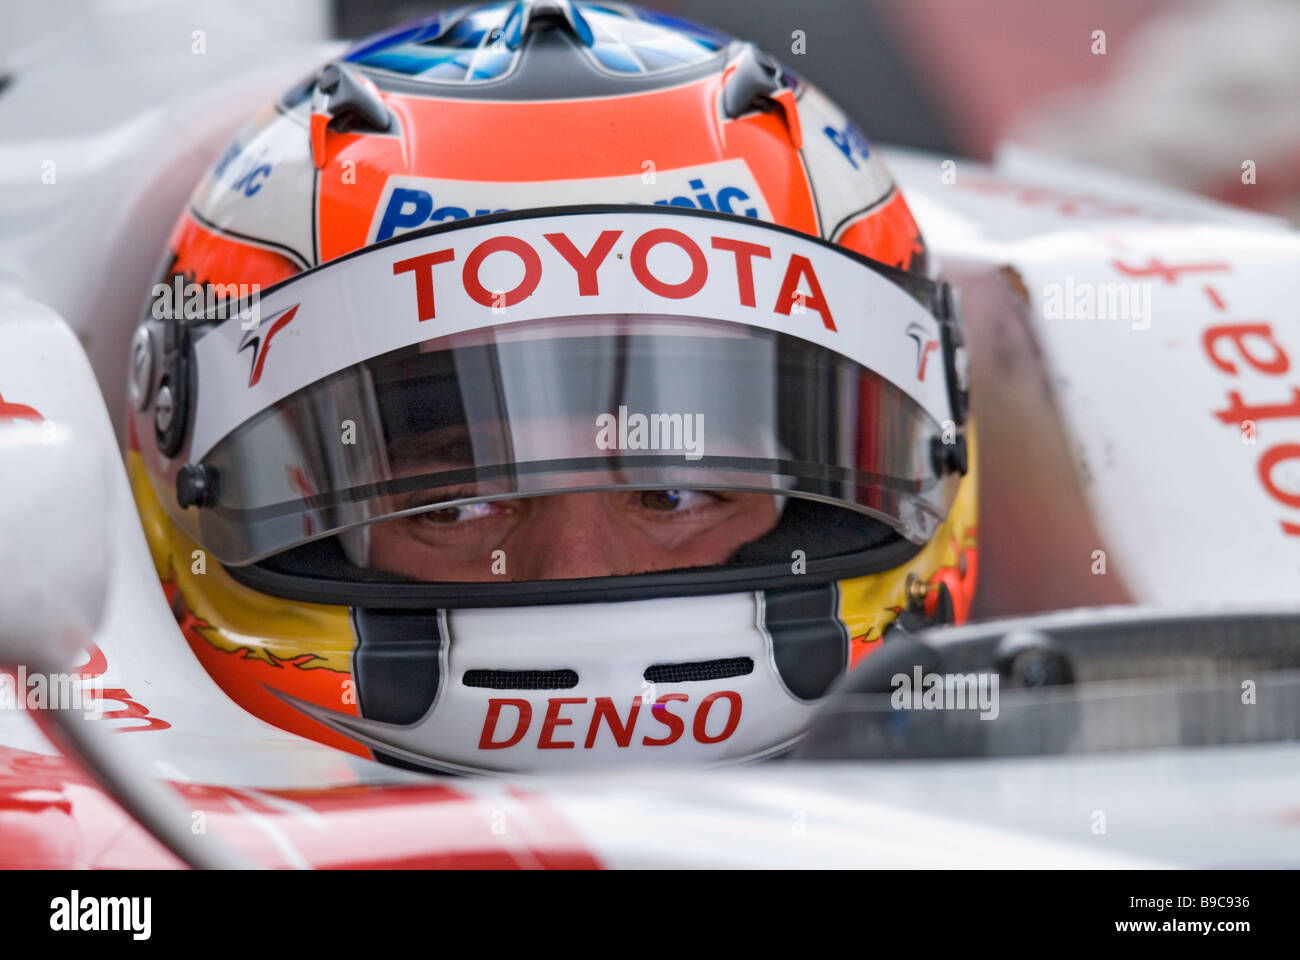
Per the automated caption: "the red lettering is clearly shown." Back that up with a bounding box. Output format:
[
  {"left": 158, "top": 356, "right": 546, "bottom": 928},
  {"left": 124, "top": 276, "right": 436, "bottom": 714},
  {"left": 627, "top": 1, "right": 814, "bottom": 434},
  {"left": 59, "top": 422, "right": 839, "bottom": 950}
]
[
  {"left": 463, "top": 236, "right": 542, "bottom": 308},
  {"left": 1202, "top": 323, "right": 1290, "bottom": 376},
  {"left": 1258, "top": 444, "right": 1300, "bottom": 510},
  {"left": 393, "top": 249, "right": 455, "bottom": 322},
  {"left": 72, "top": 643, "right": 109, "bottom": 680},
  {"left": 692, "top": 691, "right": 742, "bottom": 744},
  {"left": 538, "top": 697, "right": 586, "bottom": 749},
  {"left": 544, "top": 230, "right": 622, "bottom": 296},
  {"left": 641, "top": 693, "right": 688, "bottom": 746},
  {"left": 631, "top": 229, "right": 707, "bottom": 299},
  {"left": 711, "top": 236, "right": 771, "bottom": 307},
  {"left": 1213, "top": 388, "right": 1300, "bottom": 427},
  {"left": 775, "top": 254, "right": 835, "bottom": 331},
  {"left": 0, "top": 392, "right": 43, "bottom": 424},
  {"left": 1112, "top": 257, "right": 1229, "bottom": 285},
  {"left": 94, "top": 690, "right": 172, "bottom": 732},
  {"left": 479, "top": 698, "right": 532, "bottom": 749},
  {"left": 584, "top": 697, "right": 642, "bottom": 748},
  {"left": 71, "top": 644, "right": 169, "bottom": 732}
]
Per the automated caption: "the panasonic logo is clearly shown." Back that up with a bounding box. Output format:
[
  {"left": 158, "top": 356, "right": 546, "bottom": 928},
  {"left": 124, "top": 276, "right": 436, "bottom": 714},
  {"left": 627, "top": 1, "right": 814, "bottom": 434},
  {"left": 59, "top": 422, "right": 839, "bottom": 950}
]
[{"left": 369, "top": 160, "right": 772, "bottom": 243}]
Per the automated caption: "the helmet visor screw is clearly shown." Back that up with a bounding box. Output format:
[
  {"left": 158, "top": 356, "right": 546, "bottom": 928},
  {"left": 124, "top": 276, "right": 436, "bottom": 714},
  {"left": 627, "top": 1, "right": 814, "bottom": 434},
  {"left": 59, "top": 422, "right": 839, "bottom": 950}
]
[
  {"left": 905, "top": 572, "right": 931, "bottom": 611},
  {"left": 129, "top": 326, "right": 155, "bottom": 410},
  {"left": 154, "top": 384, "right": 175, "bottom": 433}
]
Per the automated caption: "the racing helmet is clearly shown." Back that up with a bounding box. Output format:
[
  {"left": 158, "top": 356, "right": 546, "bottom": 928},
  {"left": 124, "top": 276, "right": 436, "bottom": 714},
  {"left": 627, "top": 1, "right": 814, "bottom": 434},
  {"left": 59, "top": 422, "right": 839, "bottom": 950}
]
[{"left": 125, "top": 0, "right": 977, "bottom": 775}]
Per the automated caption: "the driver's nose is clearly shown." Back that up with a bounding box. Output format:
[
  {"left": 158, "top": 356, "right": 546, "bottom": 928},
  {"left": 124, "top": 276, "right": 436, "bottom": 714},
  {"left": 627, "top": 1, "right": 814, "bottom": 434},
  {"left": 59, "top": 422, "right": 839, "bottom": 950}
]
[{"left": 507, "top": 493, "right": 631, "bottom": 580}]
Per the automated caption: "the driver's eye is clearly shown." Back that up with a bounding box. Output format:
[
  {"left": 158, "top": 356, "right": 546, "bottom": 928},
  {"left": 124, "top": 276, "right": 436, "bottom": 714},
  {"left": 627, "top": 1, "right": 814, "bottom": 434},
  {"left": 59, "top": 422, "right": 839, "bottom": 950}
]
[
  {"left": 639, "top": 489, "right": 703, "bottom": 512},
  {"left": 420, "top": 501, "right": 497, "bottom": 524}
]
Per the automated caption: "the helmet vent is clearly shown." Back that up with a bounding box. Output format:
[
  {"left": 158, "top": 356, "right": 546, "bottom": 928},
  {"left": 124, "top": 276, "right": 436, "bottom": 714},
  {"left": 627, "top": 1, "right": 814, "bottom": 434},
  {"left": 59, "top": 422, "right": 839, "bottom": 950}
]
[
  {"left": 463, "top": 668, "right": 579, "bottom": 690},
  {"left": 645, "top": 657, "right": 755, "bottom": 684}
]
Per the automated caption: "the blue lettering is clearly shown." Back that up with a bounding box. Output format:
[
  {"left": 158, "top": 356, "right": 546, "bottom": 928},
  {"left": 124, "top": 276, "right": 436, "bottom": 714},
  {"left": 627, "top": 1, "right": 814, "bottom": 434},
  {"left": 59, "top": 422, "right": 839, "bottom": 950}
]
[
  {"left": 376, "top": 188, "right": 433, "bottom": 240},
  {"left": 716, "top": 187, "right": 758, "bottom": 219},
  {"left": 213, "top": 143, "right": 240, "bottom": 178},
  {"left": 824, "top": 123, "right": 870, "bottom": 169},
  {"left": 430, "top": 206, "right": 469, "bottom": 222},
  {"left": 824, "top": 125, "right": 856, "bottom": 167},
  {"left": 215, "top": 144, "right": 274, "bottom": 197},
  {"left": 688, "top": 179, "right": 717, "bottom": 212},
  {"left": 236, "top": 164, "right": 272, "bottom": 197}
]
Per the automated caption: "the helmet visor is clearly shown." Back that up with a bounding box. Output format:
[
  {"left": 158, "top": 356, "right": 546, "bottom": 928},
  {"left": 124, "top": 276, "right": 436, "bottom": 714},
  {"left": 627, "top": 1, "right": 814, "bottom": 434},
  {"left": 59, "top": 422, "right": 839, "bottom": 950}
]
[{"left": 177, "top": 208, "right": 959, "bottom": 572}]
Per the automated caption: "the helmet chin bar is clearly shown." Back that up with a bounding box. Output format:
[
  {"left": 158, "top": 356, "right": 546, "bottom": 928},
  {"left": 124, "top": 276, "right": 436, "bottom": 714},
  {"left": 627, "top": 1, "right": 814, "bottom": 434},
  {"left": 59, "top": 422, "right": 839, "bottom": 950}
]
[{"left": 268, "top": 589, "right": 844, "bottom": 775}]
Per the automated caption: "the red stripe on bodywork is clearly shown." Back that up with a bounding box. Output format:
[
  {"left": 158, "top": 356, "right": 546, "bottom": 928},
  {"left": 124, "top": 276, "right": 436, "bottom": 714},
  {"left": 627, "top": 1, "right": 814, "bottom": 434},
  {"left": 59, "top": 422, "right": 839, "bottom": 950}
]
[{"left": 0, "top": 744, "right": 602, "bottom": 869}]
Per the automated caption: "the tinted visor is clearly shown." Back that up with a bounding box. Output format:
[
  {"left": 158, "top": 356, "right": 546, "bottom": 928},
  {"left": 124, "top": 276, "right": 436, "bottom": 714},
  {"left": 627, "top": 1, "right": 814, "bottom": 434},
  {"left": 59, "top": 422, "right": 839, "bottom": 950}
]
[{"left": 198, "top": 314, "right": 951, "bottom": 569}]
